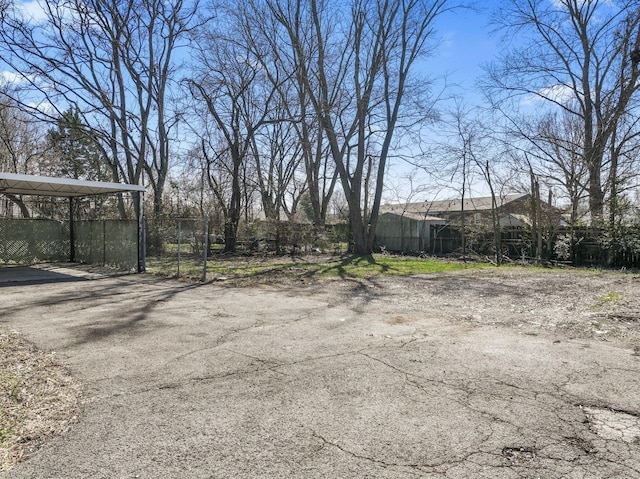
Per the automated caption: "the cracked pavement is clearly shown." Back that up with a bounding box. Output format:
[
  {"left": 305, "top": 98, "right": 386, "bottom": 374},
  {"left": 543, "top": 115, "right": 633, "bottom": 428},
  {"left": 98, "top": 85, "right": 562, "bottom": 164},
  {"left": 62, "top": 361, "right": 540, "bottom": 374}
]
[{"left": 1, "top": 266, "right": 639, "bottom": 478}]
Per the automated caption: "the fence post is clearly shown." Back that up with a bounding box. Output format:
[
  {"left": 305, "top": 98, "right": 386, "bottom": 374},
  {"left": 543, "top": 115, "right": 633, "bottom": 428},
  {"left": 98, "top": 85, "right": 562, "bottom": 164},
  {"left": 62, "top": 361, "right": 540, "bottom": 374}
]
[
  {"left": 202, "top": 217, "right": 209, "bottom": 282},
  {"left": 137, "top": 190, "right": 146, "bottom": 273},
  {"left": 102, "top": 220, "right": 107, "bottom": 266},
  {"left": 177, "top": 219, "right": 182, "bottom": 278},
  {"left": 69, "top": 197, "right": 75, "bottom": 262}
]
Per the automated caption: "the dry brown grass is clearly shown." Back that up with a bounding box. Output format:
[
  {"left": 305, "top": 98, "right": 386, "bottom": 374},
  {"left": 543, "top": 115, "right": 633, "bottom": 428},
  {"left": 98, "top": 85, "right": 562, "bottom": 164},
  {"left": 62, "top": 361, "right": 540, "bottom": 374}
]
[{"left": 0, "top": 329, "right": 82, "bottom": 472}]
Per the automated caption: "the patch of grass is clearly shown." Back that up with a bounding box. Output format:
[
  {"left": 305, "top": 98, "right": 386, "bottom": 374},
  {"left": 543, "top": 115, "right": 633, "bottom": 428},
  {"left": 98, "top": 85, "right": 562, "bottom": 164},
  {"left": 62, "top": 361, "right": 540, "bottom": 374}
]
[
  {"left": 589, "top": 291, "right": 623, "bottom": 310},
  {"left": 0, "top": 373, "right": 23, "bottom": 402},
  {"left": 209, "top": 260, "right": 320, "bottom": 278},
  {"left": 147, "top": 253, "right": 494, "bottom": 282},
  {"left": 313, "top": 255, "right": 493, "bottom": 278},
  {"left": 146, "top": 254, "right": 204, "bottom": 278},
  {"left": 0, "top": 427, "right": 13, "bottom": 445}
]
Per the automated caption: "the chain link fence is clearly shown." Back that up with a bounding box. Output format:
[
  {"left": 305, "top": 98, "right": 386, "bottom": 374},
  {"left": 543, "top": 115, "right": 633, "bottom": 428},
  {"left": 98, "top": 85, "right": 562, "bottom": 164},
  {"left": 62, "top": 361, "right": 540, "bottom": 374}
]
[
  {"left": 1, "top": 194, "right": 141, "bottom": 270},
  {"left": 0, "top": 219, "right": 70, "bottom": 264},
  {"left": 145, "top": 216, "right": 350, "bottom": 280},
  {"left": 0, "top": 217, "right": 140, "bottom": 270},
  {"left": 74, "top": 220, "right": 139, "bottom": 270}
]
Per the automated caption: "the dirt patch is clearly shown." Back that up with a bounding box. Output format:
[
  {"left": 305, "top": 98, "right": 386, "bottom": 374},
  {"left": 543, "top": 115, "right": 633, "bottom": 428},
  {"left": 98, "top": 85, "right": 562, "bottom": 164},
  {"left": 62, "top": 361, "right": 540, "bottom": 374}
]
[
  {"left": 386, "top": 315, "right": 416, "bottom": 325},
  {"left": 293, "top": 266, "right": 640, "bottom": 346},
  {"left": 0, "top": 330, "right": 82, "bottom": 472}
]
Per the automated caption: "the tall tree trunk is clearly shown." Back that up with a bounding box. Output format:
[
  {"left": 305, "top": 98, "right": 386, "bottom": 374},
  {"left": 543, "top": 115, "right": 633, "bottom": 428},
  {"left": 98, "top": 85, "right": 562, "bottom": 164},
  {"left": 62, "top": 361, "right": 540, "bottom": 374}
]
[{"left": 6, "top": 194, "right": 30, "bottom": 218}]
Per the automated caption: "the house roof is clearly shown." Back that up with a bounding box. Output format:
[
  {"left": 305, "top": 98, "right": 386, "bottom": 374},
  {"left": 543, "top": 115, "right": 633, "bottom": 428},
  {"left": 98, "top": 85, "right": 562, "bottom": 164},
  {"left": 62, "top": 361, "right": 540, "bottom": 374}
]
[
  {"left": 379, "top": 211, "right": 446, "bottom": 222},
  {"left": 381, "top": 193, "right": 530, "bottom": 216},
  {"left": 0, "top": 172, "right": 144, "bottom": 198},
  {"left": 499, "top": 213, "right": 532, "bottom": 227}
]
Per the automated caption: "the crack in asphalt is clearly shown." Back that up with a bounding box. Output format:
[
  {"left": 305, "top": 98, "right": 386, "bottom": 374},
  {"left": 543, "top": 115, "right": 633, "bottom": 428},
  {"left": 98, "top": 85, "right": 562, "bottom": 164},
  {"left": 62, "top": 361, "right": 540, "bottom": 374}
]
[
  {"left": 309, "top": 429, "right": 431, "bottom": 474},
  {"left": 85, "top": 334, "right": 640, "bottom": 478},
  {"left": 357, "top": 350, "right": 471, "bottom": 397},
  {"left": 350, "top": 349, "right": 640, "bottom": 476}
]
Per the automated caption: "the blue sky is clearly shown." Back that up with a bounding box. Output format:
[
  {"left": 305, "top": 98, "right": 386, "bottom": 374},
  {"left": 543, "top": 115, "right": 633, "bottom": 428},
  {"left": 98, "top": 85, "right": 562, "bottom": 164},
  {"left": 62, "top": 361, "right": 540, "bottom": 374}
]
[
  {"left": 430, "top": 3, "right": 499, "bottom": 105},
  {"left": 381, "top": 3, "right": 503, "bottom": 202},
  {"left": 1, "top": 0, "right": 508, "bottom": 202}
]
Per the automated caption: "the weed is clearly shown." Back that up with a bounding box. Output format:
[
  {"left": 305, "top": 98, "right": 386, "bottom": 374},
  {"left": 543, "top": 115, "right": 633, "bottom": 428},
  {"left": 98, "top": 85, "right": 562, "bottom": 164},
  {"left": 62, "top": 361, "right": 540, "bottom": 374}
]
[
  {"left": 599, "top": 292, "right": 622, "bottom": 303},
  {"left": 589, "top": 291, "right": 623, "bottom": 310},
  {"left": 0, "top": 374, "right": 22, "bottom": 403},
  {"left": 0, "top": 428, "right": 12, "bottom": 444}
]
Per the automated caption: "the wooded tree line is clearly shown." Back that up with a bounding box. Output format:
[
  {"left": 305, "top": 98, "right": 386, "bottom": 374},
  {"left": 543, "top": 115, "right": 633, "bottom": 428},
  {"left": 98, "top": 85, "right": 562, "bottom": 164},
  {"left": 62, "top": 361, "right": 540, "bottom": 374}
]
[
  {"left": 427, "top": 0, "right": 640, "bottom": 264},
  {"left": 2, "top": 0, "right": 640, "bottom": 257}
]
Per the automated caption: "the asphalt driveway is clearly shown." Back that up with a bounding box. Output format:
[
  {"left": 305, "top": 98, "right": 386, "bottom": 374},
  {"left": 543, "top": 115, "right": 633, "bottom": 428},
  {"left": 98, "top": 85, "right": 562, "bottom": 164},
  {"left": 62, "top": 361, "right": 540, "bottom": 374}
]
[{"left": 1, "top": 268, "right": 639, "bottom": 478}]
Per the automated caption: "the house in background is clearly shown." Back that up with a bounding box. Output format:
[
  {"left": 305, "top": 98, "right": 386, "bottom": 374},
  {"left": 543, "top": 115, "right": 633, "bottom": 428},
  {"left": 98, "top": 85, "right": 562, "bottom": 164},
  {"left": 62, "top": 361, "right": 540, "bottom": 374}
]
[
  {"left": 376, "top": 211, "right": 446, "bottom": 252},
  {"left": 376, "top": 193, "right": 561, "bottom": 253}
]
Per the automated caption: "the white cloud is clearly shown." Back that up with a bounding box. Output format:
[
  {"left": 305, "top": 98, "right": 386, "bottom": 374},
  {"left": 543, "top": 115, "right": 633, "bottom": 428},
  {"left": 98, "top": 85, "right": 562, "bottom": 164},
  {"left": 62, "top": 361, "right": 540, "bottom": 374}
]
[
  {"left": 17, "top": 0, "right": 48, "bottom": 23},
  {"left": 28, "top": 100, "right": 55, "bottom": 115},
  {"left": 0, "top": 71, "right": 36, "bottom": 86},
  {"left": 522, "top": 84, "right": 577, "bottom": 107}
]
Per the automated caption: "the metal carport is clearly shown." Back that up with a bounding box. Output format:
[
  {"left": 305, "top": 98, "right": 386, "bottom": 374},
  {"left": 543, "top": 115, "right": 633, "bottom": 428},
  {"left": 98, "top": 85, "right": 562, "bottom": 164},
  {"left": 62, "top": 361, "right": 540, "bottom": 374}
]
[{"left": 0, "top": 172, "right": 145, "bottom": 272}]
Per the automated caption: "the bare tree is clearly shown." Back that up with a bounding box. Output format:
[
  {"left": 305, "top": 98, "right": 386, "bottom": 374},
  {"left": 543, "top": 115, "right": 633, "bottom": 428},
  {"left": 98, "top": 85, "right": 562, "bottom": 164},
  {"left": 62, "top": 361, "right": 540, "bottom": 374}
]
[
  {"left": 502, "top": 96, "right": 640, "bottom": 262},
  {"left": 269, "top": 0, "right": 450, "bottom": 254},
  {"left": 0, "top": 93, "right": 49, "bottom": 217},
  {"left": 486, "top": 0, "right": 640, "bottom": 223},
  {"left": 229, "top": 2, "right": 312, "bottom": 250},
  {"left": 239, "top": 0, "right": 338, "bottom": 231},
  {"left": 434, "top": 102, "right": 478, "bottom": 259},
  {"left": 252, "top": 116, "right": 303, "bottom": 219},
  {"left": 250, "top": 113, "right": 307, "bottom": 252},
  {"left": 530, "top": 112, "right": 589, "bottom": 228},
  {"left": 439, "top": 105, "right": 513, "bottom": 264},
  {"left": 187, "top": 3, "right": 282, "bottom": 252},
  {"left": 0, "top": 0, "right": 199, "bottom": 218}
]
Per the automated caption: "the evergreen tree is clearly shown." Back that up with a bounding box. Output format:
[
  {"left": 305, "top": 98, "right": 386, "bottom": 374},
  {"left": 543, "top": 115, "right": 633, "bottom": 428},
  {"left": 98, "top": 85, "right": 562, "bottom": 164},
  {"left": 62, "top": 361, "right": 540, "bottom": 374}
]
[{"left": 46, "top": 108, "right": 107, "bottom": 181}]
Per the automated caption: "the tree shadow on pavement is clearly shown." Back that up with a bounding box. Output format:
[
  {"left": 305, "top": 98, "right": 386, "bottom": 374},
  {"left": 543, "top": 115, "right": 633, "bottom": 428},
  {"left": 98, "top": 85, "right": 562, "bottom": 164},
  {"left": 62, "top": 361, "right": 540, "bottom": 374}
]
[
  {"left": 66, "top": 280, "right": 204, "bottom": 347},
  {"left": 307, "top": 254, "right": 389, "bottom": 279},
  {"left": 0, "top": 274, "right": 204, "bottom": 347}
]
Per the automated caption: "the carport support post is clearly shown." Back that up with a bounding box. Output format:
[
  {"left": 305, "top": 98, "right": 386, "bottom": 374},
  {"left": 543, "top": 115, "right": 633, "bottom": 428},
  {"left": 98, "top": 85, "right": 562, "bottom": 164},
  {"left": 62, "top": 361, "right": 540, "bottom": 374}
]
[
  {"left": 69, "top": 197, "right": 75, "bottom": 262},
  {"left": 137, "top": 191, "right": 146, "bottom": 273}
]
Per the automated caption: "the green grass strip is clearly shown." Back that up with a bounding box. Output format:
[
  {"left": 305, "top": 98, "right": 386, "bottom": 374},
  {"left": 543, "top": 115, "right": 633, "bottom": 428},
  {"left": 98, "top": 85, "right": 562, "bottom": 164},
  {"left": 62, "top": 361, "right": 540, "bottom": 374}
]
[{"left": 146, "top": 254, "right": 493, "bottom": 280}]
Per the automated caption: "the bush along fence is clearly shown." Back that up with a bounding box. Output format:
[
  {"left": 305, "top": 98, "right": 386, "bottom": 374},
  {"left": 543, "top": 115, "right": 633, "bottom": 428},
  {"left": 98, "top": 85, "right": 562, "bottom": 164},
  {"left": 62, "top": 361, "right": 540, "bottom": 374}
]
[{"left": 376, "top": 224, "right": 640, "bottom": 268}]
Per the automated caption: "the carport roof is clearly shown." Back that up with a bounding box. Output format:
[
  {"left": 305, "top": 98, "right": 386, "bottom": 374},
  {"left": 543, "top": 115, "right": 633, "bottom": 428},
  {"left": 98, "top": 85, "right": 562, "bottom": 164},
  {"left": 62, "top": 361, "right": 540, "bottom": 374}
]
[{"left": 0, "top": 172, "right": 144, "bottom": 198}]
